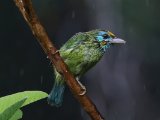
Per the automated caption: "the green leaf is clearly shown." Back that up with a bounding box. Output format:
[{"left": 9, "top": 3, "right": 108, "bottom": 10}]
[
  {"left": 9, "top": 109, "right": 23, "bottom": 120},
  {"left": 0, "top": 91, "right": 48, "bottom": 113},
  {"left": 0, "top": 91, "right": 48, "bottom": 120},
  {"left": 0, "top": 98, "right": 26, "bottom": 120},
  {"left": 15, "top": 91, "right": 48, "bottom": 107},
  {"left": 22, "top": 91, "right": 48, "bottom": 107}
]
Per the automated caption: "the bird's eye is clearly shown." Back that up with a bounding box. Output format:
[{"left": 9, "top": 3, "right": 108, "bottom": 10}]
[{"left": 103, "top": 34, "right": 110, "bottom": 39}]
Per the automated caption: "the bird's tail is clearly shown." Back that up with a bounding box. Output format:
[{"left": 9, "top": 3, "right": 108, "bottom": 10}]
[{"left": 48, "top": 75, "right": 65, "bottom": 107}]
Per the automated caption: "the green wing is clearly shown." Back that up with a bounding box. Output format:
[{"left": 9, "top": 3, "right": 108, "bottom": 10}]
[
  {"left": 60, "top": 33, "right": 87, "bottom": 53},
  {"left": 59, "top": 32, "right": 102, "bottom": 77},
  {"left": 59, "top": 33, "right": 89, "bottom": 76}
]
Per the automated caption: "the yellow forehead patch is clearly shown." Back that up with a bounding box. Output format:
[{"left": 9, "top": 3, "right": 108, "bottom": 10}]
[{"left": 108, "top": 31, "right": 115, "bottom": 38}]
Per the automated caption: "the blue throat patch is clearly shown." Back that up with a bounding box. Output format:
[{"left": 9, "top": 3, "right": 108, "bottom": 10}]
[
  {"left": 101, "top": 44, "right": 110, "bottom": 52},
  {"left": 96, "top": 31, "right": 111, "bottom": 52}
]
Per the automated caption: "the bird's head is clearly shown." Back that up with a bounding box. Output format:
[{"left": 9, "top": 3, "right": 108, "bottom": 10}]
[{"left": 93, "top": 30, "right": 126, "bottom": 52}]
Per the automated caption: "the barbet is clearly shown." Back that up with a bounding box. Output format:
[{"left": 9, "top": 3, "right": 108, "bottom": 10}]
[{"left": 48, "top": 29, "right": 125, "bottom": 107}]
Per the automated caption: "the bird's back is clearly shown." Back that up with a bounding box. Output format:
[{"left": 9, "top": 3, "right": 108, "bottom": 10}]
[{"left": 59, "top": 32, "right": 104, "bottom": 77}]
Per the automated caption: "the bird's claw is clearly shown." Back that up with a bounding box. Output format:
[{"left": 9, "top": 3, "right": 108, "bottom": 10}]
[
  {"left": 76, "top": 79, "right": 86, "bottom": 96},
  {"left": 47, "top": 50, "right": 59, "bottom": 61},
  {"left": 79, "top": 87, "right": 86, "bottom": 96},
  {"left": 53, "top": 50, "right": 59, "bottom": 55}
]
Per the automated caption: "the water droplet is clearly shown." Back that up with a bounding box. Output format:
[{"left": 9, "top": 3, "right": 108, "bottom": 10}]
[
  {"left": 19, "top": 68, "right": 24, "bottom": 77},
  {"left": 72, "top": 11, "right": 75, "bottom": 19},
  {"left": 144, "top": 85, "right": 146, "bottom": 91},
  {"left": 145, "top": 0, "right": 150, "bottom": 7},
  {"left": 20, "top": 0, "right": 23, "bottom": 3},
  {"left": 129, "top": 26, "right": 134, "bottom": 33},
  {"left": 40, "top": 75, "right": 43, "bottom": 84},
  {"left": 92, "top": 4, "right": 95, "bottom": 9}
]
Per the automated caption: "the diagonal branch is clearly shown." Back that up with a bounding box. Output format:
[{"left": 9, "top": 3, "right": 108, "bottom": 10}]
[{"left": 13, "top": 0, "right": 104, "bottom": 120}]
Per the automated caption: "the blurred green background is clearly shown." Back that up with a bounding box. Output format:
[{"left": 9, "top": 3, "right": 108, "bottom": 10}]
[{"left": 0, "top": 0, "right": 160, "bottom": 120}]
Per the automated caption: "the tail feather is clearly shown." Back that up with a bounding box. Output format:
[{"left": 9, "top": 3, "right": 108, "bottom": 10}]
[{"left": 48, "top": 82, "right": 65, "bottom": 107}]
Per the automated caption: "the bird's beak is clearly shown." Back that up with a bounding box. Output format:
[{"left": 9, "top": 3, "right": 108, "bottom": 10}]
[{"left": 109, "top": 38, "right": 126, "bottom": 44}]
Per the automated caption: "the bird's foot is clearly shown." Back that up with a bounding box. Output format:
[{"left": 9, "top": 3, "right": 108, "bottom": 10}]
[
  {"left": 47, "top": 50, "right": 59, "bottom": 61},
  {"left": 79, "top": 88, "right": 86, "bottom": 96},
  {"left": 53, "top": 50, "right": 59, "bottom": 55},
  {"left": 76, "top": 80, "right": 86, "bottom": 96},
  {"left": 48, "top": 50, "right": 59, "bottom": 65}
]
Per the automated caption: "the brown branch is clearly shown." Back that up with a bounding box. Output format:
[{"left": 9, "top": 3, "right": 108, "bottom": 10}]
[{"left": 13, "top": 0, "right": 104, "bottom": 120}]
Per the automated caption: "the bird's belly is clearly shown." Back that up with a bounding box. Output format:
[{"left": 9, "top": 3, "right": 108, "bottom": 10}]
[{"left": 63, "top": 47, "right": 103, "bottom": 77}]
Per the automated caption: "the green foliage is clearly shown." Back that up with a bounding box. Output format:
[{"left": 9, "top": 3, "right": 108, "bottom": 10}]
[
  {"left": 0, "top": 91, "right": 48, "bottom": 120},
  {"left": 9, "top": 110, "right": 23, "bottom": 120},
  {"left": 0, "top": 98, "right": 26, "bottom": 120}
]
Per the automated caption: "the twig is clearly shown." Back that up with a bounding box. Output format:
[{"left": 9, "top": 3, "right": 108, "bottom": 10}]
[{"left": 13, "top": 0, "right": 104, "bottom": 120}]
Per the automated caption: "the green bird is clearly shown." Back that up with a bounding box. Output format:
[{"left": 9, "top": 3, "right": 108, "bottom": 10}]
[{"left": 48, "top": 29, "right": 125, "bottom": 107}]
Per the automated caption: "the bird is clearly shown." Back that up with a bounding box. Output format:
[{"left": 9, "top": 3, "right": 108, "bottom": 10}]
[{"left": 47, "top": 29, "right": 125, "bottom": 107}]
